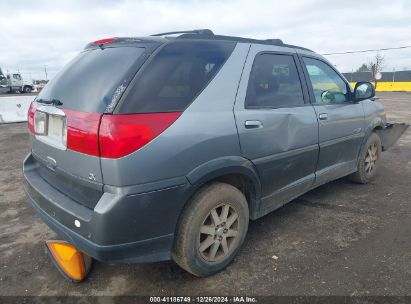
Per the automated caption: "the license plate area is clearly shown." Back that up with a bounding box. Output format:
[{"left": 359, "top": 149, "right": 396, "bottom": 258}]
[{"left": 35, "top": 106, "right": 67, "bottom": 150}]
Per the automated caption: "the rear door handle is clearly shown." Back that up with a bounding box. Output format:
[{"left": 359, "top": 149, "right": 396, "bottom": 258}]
[
  {"left": 245, "top": 120, "right": 263, "bottom": 129},
  {"left": 318, "top": 113, "right": 328, "bottom": 120}
]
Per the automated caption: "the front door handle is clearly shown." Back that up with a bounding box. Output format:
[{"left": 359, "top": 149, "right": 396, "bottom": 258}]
[
  {"left": 245, "top": 120, "right": 263, "bottom": 129},
  {"left": 318, "top": 113, "right": 328, "bottom": 120}
]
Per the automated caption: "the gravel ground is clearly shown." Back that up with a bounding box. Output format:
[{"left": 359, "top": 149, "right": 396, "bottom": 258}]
[{"left": 0, "top": 92, "right": 410, "bottom": 296}]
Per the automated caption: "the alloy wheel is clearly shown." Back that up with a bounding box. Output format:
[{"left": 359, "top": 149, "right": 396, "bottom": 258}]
[
  {"left": 365, "top": 142, "right": 378, "bottom": 174},
  {"left": 197, "top": 203, "right": 240, "bottom": 262}
]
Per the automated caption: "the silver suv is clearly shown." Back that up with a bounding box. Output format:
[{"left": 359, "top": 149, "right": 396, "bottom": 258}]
[{"left": 23, "top": 29, "right": 407, "bottom": 277}]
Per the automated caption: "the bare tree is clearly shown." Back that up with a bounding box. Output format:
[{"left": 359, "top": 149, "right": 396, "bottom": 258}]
[{"left": 367, "top": 53, "right": 385, "bottom": 89}]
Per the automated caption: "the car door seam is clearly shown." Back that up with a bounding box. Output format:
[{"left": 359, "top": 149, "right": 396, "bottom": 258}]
[{"left": 232, "top": 43, "right": 252, "bottom": 156}]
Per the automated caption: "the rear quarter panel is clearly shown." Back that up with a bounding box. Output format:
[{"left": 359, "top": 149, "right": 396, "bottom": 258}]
[{"left": 100, "top": 43, "right": 251, "bottom": 187}]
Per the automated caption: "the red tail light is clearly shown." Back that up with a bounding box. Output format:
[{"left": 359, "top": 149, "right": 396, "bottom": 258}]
[
  {"left": 64, "top": 109, "right": 102, "bottom": 157},
  {"left": 29, "top": 105, "right": 180, "bottom": 158},
  {"left": 27, "top": 101, "right": 38, "bottom": 134},
  {"left": 99, "top": 112, "right": 181, "bottom": 158},
  {"left": 92, "top": 37, "right": 117, "bottom": 45}
]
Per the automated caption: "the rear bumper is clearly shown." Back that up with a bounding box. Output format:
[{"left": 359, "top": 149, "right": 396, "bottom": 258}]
[{"left": 23, "top": 153, "right": 192, "bottom": 263}]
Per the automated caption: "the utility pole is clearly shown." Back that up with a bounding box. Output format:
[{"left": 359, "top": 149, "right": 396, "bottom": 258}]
[{"left": 371, "top": 64, "right": 376, "bottom": 88}]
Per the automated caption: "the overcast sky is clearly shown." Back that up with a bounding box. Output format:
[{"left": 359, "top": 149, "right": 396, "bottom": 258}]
[{"left": 1, "top": 0, "right": 410, "bottom": 80}]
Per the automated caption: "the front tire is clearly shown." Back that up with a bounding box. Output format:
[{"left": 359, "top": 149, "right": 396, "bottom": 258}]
[
  {"left": 350, "top": 132, "right": 382, "bottom": 184},
  {"left": 172, "top": 182, "right": 249, "bottom": 277}
]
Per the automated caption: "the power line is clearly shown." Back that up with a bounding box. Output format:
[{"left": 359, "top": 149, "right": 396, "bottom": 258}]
[{"left": 322, "top": 45, "right": 411, "bottom": 56}]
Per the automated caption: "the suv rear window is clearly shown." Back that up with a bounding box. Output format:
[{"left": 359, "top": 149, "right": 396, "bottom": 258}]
[
  {"left": 117, "top": 40, "right": 236, "bottom": 114},
  {"left": 36, "top": 46, "right": 147, "bottom": 113}
]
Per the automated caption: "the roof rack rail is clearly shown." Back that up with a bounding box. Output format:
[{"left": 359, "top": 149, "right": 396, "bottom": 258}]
[
  {"left": 265, "top": 39, "right": 284, "bottom": 45},
  {"left": 151, "top": 29, "right": 214, "bottom": 37}
]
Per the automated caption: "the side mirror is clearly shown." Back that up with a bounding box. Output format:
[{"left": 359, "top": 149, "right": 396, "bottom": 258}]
[{"left": 354, "top": 82, "right": 375, "bottom": 102}]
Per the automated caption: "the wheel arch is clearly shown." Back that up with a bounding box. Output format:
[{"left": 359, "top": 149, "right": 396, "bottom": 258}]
[
  {"left": 186, "top": 156, "right": 262, "bottom": 220},
  {"left": 357, "top": 116, "right": 385, "bottom": 162},
  {"left": 366, "top": 116, "right": 385, "bottom": 134}
]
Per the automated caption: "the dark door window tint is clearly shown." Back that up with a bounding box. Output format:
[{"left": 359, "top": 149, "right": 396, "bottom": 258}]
[
  {"left": 36, "top": 47, "right": 146, "bottom": 113},
  {"left": 303, "top": 57, "right": 349, "bottom": 104},
  {"left": 245, "top": 54, "right": 304, "bottom": 108},
  {"left": 118, "top": 40, "right": 236, "bottom": 114}
]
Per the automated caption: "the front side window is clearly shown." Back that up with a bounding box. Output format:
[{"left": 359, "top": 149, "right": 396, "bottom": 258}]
[
  {"left": 245, "top": 54, "right": 304, "bottom": 109},
  {"left": 303, "top": 57, "right": 349, "bottom": 104}
]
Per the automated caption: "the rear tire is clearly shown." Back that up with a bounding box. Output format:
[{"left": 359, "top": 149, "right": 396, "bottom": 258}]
[
  {"left": 172, "top": 182, "right": 249, "bottom": 277},
  {"left": 23, "top": 86, "right": 32, "bottom": 93},
  {"left": 349, "top": 132, "right": 382, "bottom": 184}
]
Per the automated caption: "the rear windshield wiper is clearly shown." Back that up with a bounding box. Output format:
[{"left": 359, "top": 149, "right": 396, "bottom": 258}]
[{"left": 36, "top": 98, "right": 63, "bottom": 106}]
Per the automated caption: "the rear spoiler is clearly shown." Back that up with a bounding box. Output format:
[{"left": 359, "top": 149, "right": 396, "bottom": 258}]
[{"left": 377, "top": 123, "right": 409, "bottom": 151}]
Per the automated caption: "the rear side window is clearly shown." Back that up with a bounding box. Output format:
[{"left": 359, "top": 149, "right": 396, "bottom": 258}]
[
  {"left": 37, "top": 47, "right": 146, "bottom": 113},
  {"left": 117, "top": 40, "right": 236, "bottom": 113},
  {"left": 245, "top": 54, "right": 304, "bottom": 109}
]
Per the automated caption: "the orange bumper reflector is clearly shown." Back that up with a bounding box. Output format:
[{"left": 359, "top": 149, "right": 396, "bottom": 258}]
[{"left": 45, "top": 240, "right": 92, "bottom": 282}]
